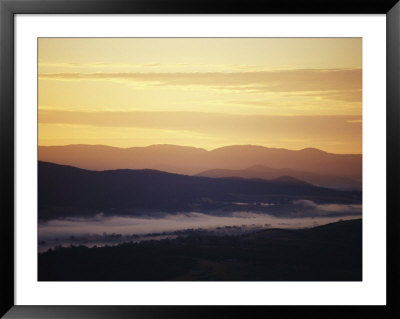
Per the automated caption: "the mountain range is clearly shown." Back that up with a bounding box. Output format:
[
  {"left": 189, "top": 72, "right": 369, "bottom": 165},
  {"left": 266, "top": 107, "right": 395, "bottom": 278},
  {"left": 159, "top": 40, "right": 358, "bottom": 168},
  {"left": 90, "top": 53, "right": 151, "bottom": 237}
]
[
  {"left": 38, "top": 161, "right": 361, "bottom": 220},
  {"left": 38, "top": 144, "right": 362, "bottom": 189}
]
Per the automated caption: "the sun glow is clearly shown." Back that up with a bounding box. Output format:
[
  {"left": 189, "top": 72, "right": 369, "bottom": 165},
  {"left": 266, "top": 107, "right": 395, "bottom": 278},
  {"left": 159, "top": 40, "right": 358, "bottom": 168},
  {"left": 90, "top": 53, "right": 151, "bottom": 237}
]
[{"left": 38, "top": 38, "right": 362, "bottom": 154}]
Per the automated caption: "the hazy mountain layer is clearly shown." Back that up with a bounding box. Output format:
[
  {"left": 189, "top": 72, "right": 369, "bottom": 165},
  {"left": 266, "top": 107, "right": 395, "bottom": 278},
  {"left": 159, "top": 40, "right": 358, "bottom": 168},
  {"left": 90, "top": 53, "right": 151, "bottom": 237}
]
[
  {"left": 197, "top": 165, "right": 361, "bottom": 190},
  {"left": 38, "top": 144, "right": 361, "bottom": 178}
]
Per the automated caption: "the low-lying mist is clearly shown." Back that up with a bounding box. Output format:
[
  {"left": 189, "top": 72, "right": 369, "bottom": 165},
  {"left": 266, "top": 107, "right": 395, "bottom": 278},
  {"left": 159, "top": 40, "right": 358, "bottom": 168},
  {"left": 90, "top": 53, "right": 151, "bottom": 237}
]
[{"left": 39, "top": 200, "right": 361, "bottom": 252}]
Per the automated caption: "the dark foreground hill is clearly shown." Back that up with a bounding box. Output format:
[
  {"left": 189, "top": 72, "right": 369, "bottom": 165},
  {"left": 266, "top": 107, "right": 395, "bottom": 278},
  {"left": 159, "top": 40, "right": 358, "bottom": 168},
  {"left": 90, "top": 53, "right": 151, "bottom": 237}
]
[
  {"left": 38, "top": 219, "right": 362, "bottom": 281},
  {"left": 38, "top": 161, "right": 361, "bottom": 219}
]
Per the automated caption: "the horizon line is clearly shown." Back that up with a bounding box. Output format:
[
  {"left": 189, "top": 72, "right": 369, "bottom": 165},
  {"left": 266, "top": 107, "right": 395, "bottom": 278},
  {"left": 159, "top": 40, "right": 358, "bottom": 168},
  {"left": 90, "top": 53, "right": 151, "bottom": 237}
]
[{"left": 37, "top": 143, "right": 362, "bottom": 155}]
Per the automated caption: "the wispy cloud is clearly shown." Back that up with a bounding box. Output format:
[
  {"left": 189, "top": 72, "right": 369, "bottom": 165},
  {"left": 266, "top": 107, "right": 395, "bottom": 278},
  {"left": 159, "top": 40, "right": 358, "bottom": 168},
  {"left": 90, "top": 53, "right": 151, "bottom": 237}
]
[
  {"left": 38, "top": 109, "right": 362, "bottom": 145},
  {"left": 40, "top": 62, "right": 163, "bottom": 68},
  {"left": 227, "top": 88, "right": 362, "bottom": 105},
  {"left": 283, "top": 89, "right": 362, "bottom": 103},
  {"left": 38, "top": 62, "right": 266, "bottom": 71},
  {"left": 38, "top": 68, "right": 362, "bottom": 93}
]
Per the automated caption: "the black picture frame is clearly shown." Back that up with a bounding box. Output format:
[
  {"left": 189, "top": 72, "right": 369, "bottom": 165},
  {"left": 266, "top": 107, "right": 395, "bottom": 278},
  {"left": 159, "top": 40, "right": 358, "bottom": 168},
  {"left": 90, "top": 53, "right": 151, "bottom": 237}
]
[{"left": 1, "top": 0, "right": 399, "bottom": 318}]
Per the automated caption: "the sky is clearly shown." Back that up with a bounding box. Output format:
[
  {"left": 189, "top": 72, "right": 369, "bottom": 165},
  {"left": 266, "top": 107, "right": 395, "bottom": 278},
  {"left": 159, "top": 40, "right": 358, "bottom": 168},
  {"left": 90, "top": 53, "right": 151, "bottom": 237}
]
[{"left": 38, "top": 38, "right": 362, "bottom": 154}]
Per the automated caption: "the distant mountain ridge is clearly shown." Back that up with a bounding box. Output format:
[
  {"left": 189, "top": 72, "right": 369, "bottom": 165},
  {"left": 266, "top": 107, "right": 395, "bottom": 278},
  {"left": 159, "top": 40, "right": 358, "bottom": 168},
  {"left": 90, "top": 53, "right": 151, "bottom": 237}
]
[
  {"left": 38, "top": 161, "right": 361, "bottom": 220},
  {"left": 38, "top": 144, "right": 362, "bottom": 178},
  {"left": 197, "top": 165, "right": 361, "bottom": 190}
]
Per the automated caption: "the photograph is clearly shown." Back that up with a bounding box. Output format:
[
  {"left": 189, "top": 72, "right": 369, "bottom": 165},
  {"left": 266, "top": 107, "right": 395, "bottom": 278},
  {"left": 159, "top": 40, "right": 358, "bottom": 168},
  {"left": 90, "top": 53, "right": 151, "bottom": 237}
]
[
  {"left": 37, "top": 37, "right": 363, "bottom": 281},
  {"left": 2, "top": 0, "right": 399, "bottom": 317}
]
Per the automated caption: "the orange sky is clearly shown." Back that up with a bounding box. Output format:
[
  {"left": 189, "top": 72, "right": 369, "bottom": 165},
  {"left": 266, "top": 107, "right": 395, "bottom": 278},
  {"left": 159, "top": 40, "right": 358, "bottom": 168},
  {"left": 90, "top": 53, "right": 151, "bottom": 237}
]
[{"left": 38, "top": 38, "right": 362, "bottom": 154}]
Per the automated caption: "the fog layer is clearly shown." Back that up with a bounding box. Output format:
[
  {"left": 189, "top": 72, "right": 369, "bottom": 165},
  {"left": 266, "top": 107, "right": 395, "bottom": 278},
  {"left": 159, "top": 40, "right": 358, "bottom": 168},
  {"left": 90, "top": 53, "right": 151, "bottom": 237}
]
[{"left": 39, "top": 201, "right": 361, "bottom": 251}]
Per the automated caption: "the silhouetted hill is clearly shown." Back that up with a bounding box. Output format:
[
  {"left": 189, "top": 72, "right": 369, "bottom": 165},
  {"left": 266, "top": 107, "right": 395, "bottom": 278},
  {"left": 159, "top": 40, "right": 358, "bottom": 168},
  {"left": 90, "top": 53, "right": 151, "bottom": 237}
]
[
  {"left": 197, "top": 165, "right": 361, "bottom": 190},
  {"left": 270, "top": 175, "right": 312, "bottom": 185},
  {"left": 38, "top": 161, "right": 361, "bottom": 220},
  {"left": 38, "top": 144, "right": 362, "bottom": 178},
  {"left": 38, "top": 219, "right": 362, "bottom": 281}
]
